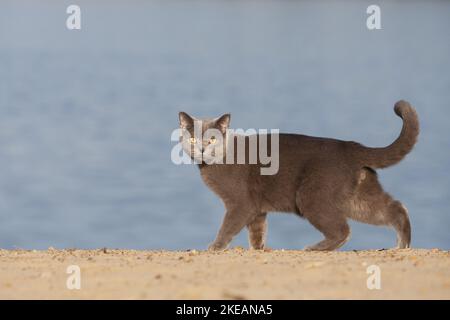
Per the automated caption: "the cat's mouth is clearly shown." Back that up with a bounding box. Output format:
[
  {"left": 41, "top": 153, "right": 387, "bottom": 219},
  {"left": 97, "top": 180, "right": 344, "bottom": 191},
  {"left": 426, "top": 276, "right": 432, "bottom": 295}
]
[{"left": 193, "top": 154, "right": 220, "bottom": 165}]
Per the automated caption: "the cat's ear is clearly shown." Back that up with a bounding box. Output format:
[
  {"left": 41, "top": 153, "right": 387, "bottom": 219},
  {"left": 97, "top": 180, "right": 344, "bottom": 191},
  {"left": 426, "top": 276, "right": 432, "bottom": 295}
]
[
  {"left": 179, "top": 112, "right": 194, "bottom": 129},
  {"left": 215, "top": 113, "right": 231, "bottom": 133}
]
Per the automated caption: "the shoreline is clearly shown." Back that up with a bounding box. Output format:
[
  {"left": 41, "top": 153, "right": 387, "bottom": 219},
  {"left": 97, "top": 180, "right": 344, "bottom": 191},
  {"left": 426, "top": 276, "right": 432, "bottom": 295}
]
[{"left": 0, "top": 248, "right": 449, "bottom": 299}]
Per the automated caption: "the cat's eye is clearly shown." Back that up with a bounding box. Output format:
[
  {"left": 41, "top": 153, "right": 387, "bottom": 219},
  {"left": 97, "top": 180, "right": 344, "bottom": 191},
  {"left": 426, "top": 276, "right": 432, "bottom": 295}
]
[
  {"left": 189, "top": 137, "right": 197, "bottom": 144},
  {"left": 209, "top": 137, "right": 217, "bottom": 144}
]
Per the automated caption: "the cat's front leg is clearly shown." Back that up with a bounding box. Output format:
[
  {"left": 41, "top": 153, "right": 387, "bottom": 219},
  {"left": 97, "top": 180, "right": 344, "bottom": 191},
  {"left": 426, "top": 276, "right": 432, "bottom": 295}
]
[
  {"left": 207, "top": 241, "right": 228, "bottom": 251},
  {"left": 247, "top": 213, "right": 268, "bottom": 250},
  {"left": 208, "top": 209, "right": 255, "bottom": 251}
]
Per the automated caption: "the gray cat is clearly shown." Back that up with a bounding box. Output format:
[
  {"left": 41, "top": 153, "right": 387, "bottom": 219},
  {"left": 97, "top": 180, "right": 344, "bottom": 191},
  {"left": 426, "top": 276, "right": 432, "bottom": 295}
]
[{"left": 178, "top": 100, "right": 419, "bottom": 251}]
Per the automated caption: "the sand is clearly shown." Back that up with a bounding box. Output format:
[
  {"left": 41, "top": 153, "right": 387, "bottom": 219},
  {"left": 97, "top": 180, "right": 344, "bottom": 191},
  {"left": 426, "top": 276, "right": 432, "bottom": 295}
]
[{"left": 0, "top": 247, "right": 449, "bottom": 299}]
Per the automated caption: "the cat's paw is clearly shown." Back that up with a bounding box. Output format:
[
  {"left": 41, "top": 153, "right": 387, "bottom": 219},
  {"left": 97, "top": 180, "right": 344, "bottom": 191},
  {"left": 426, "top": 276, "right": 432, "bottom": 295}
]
[
  {"left": 303, "top": 245, "right": 328, "bottom": 251},
  {"left": 249, "top": 244, "right": 266, "bottom": 250},
  {"left": 207, "top": 242, "right": 227, "bottom": 251}
]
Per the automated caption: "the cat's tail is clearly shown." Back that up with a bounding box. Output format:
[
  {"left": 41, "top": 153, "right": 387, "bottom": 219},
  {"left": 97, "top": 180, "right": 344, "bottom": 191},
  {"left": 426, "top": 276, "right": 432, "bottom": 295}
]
[{"left": 356, "top": 100, "right": 419, "bottom": 169}]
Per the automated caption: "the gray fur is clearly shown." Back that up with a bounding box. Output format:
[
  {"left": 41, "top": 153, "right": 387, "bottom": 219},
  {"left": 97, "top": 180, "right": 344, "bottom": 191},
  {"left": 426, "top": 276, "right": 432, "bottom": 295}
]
[{"left": 178, "top": 100, "right": 419, "bottom": 251}]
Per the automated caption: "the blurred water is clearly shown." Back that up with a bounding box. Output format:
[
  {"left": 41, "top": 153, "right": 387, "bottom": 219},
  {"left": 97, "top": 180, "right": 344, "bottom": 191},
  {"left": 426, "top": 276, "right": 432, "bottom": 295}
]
[{"left": 0, "top": 0, "right": 449, "bottom": 250}]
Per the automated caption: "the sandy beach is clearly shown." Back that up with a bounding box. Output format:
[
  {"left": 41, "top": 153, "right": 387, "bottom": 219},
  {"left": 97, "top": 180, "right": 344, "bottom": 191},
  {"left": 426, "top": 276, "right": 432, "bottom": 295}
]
[{"left": 0, "top": 248, "right": 449, "bottom": 299}]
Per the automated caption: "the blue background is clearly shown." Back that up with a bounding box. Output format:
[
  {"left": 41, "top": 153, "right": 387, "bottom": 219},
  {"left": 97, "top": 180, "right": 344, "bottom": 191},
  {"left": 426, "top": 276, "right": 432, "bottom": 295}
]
[{"left": 0, "top": 0, "right": 449, "bottom": 250}]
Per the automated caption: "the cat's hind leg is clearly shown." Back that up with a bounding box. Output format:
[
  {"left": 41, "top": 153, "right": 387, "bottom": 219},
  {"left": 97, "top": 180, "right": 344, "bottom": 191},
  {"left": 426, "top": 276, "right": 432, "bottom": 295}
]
[
  {"left": 302, "top": 213, "right": 350, "bottom": 251},
  {"left": 389, "top": 201, "right": 411, "bottom": 248},
  {"left": 347, "top": 169, "right": 411, "bottom": 249},
  {"left": 296, "top": 185, "right": 351, "bottom": 251},
  {"left": 348, "top": 195, "right": 411, "bottom": 249},
  {"left": 247, "top": 213, "right": 268, "bottom": 250}
]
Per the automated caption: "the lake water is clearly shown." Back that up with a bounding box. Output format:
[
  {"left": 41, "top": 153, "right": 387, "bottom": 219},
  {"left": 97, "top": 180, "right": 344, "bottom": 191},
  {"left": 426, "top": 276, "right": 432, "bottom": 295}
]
[{"left": 0, "top": 0, "right": 449, "bottom": 250}]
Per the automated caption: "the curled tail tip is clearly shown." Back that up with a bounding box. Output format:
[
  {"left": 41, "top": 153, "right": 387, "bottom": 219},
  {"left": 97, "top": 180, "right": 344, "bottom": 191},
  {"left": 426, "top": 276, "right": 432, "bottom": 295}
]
[
  {"left": 394, "top": 100, "right": 413, "bottom": 117},
  {"left": 361, "top": 100, "right": 419, "bottom": 169}
]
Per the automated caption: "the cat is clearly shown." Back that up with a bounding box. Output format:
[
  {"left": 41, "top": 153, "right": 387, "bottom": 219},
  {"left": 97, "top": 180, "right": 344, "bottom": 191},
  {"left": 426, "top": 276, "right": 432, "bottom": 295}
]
[{"left": 178, "top": 100, "right": 419, "bottom": 251}]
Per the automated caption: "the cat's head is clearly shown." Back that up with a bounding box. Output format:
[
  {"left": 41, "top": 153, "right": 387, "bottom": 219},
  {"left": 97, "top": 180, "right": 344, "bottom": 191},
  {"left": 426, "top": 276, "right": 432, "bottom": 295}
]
[{"left": 178, "top": 112, "right": 230, "bottom": 164}]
